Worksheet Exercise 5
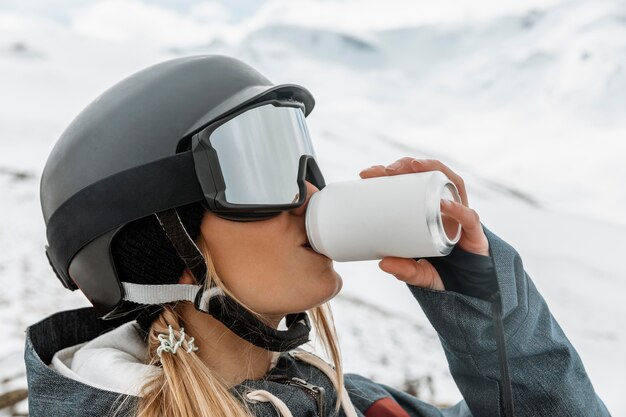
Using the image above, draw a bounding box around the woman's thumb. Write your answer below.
[379,257,445,291]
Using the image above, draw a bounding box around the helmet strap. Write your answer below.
[155,208,207,283]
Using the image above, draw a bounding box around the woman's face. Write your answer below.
[192,180,343,318]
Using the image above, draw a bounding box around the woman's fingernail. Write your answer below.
[411,160,428,169]
[441,199,453,208]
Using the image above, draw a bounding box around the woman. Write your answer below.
[25,55,610,417]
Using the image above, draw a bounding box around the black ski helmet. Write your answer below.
[41,55,316,320]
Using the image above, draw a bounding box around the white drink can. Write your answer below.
[305,171,462,262]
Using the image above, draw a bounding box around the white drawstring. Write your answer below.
[246,390,294,417]
[245,349,358,417]
[289,349,359,417]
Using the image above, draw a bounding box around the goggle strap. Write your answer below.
[47,151,203,283]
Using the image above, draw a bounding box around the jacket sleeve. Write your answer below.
[387,222,611,416]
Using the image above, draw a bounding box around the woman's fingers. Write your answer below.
[410,159,468,207]
[440,199,480,233]
[358,165,387,179]
[440,199,490,256]
[359,157,469,206]
[378,256,445,291]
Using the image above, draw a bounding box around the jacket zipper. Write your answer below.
[490,291,515,417]
[266,374,326,417]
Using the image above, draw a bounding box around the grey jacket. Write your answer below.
[24,224,611,416]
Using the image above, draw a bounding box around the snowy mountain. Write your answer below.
[1,0,625,415]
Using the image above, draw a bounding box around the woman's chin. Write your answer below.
[291,275,343,313]
[317,271,343,304]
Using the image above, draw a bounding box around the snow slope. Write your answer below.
[1,0,624,415]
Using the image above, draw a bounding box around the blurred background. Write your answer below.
[1,0,624,415]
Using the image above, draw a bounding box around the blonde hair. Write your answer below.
[112,233,344,417]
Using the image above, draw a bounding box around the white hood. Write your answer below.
[48,320,283,397]
[49,320,161,396]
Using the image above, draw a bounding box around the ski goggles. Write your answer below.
[191,98,326,221]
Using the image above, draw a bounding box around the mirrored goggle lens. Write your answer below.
[209,103,317,205]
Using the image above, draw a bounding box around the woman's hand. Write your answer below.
[358,157,490,291]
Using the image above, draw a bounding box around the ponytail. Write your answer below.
[134,305,256,417]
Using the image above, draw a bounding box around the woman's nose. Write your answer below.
[290,181,320,217]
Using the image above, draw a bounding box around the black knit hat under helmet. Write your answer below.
[111,202,206,331]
